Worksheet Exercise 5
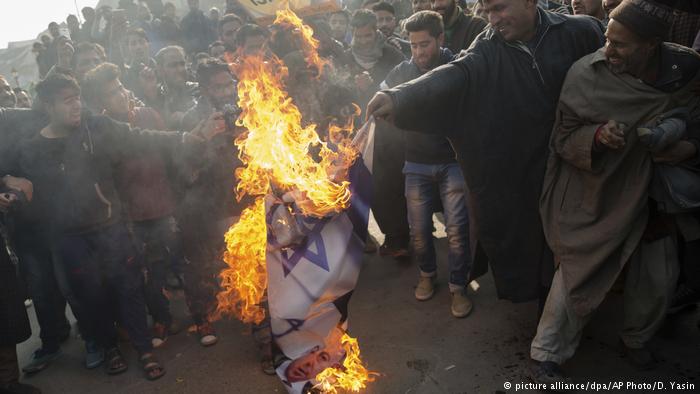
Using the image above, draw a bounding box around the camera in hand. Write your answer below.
[221,104,242,132]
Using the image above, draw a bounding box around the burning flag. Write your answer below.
[215,8,378,393]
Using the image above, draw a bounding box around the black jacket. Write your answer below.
[0,230,31,346]
[10,113,189,235]
[0,111,36,345]
[384,48,457,164]
[180,99,249,223]
[180,9,215,55]
[342,43,406,113]
[385,9,605,302]
[444,11,488,53]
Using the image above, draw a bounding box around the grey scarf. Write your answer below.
[351,31,385,70]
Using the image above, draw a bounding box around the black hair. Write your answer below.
[126,27,149,42]
[234,24,269,48]
[196,58,232,88]
[155,45,185,65]
[71,42,107,69]
[372,2,395,15]
[219,13,243,34]
[35,73,80,104]
[81,62,120,107]
[350,9,377,29]
[404,10,444,38]
[329,9,350,22]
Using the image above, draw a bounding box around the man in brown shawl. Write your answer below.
[530,0,700,383]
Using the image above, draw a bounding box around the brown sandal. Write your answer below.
[105,348,127,375]
[139,353,166,381]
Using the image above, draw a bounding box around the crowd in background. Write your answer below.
[1,0,700,393]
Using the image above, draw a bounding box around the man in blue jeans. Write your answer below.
[382,10,472,318]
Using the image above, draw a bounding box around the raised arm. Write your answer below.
[96,112,224,163]
[368,49,484,135]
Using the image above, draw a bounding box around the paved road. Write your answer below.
[16,219,700,393]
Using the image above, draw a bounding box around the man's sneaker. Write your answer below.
[668,284,700,314]
[197,322,218,347]
[152,323,169,348]
[450,289,473,318]
[532,361,571,389]
[414,277,435,301]
[85,339,104,369]
[0,381,42,394]
[22,348,62,374]
[620,341,657,370]
[379,244,410,259]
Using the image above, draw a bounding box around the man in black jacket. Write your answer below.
[367,0,604,307]
[180,0,215,56]
[0,109,80,376]
[382,11,473,318]
[0,177,41,394]
[179,59,247,348]
[431,0,488,52]
[344,9,409,257]
[4,73,223,381]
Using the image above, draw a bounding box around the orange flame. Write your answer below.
[215,7,376,391]
[213,199,267,324]
[314,333,379,393]
[272,8,326,74]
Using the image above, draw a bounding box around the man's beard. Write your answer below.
[607,61,627,74]
[607,50,650,76]
[416,53,439,72]
[435,2,456,18]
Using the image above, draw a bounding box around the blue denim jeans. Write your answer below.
[404,162,471,289]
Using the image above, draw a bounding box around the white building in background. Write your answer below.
[0,0,229,90]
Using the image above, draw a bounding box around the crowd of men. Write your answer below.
[1,0,700,393]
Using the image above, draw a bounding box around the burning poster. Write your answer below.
[267,120,375,393]
[214,9,377,393]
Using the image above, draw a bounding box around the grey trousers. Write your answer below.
[531,235,679,364]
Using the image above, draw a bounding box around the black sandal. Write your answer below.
[139,353,166,381]
[105,348,128,375]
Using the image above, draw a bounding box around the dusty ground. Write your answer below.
[16,217,700,393]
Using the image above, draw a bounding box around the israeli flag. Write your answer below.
[265,119,375,393]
